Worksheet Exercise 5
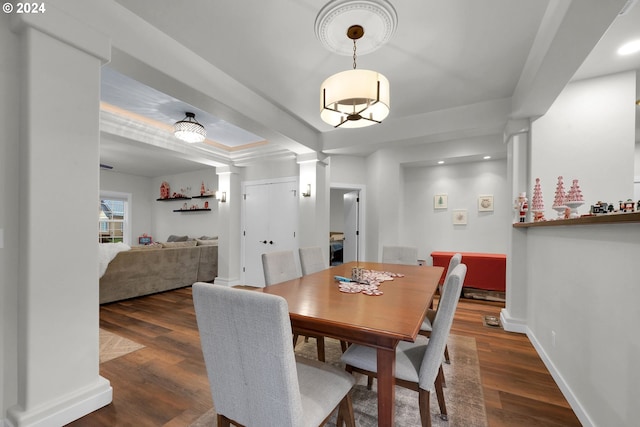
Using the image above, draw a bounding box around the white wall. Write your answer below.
[524,225,640,427]
[100,169,153,245]
[531,71,636,216]
[403,159,510,261]
[241,158,298,182]
[512,71,638,426]
[1,12,20,424]
[329,155,367,185]
[152,168,218,242]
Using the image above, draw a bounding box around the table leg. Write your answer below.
[376,347,396,426]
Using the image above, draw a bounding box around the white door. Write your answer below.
[243,180,298,286]
[343,191,360,263]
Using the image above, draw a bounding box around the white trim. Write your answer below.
[527,331,595,427]
[499,308,528,334]
[213,277,241,287]
[6,377,111,427]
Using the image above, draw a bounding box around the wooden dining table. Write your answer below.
[261,261,444,427]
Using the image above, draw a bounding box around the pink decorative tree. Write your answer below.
[565,178,584,218]
[531,178,545,222]
[552,176,567,219]
[566,179,584,202]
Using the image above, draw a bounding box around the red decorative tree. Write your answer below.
[566,179,584,202]
[552,176,566,208]
[531,178,545,222]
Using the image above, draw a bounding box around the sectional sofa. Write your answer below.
[99,241,218,304]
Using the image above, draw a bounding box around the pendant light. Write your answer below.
[174,112,206,143]
[320,25,390,128]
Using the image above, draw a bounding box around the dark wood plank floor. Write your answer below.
[68,287,581,427]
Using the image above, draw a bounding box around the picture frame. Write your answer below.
[434,194,448,209]
[452,209,468,225]
[478,195,494,212]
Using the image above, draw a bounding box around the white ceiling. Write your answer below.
[99,0,640,177]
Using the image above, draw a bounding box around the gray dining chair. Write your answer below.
[419,252,462,364]
[340,263,467,427]
[262,250,300,286]
[193,283,356,427]
[299,246,328,275]
[298,246,349,352]
[262,250,326,362]
[381,245,418,265]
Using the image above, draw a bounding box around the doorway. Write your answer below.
[330,184,366,264]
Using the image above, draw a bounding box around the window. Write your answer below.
[99,197,127,244]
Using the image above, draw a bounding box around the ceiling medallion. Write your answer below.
[315,0,398,56]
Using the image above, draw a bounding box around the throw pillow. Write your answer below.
[167,234,189,242]
[196,239,218,246]
[198,235,218,240]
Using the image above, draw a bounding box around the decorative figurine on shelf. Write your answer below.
[204,201,209,209]
[620,199,635,212]
[590,201,610,214]
[531,178,546,222]
[200,181,206,196]
[182,202,188,210]
[565,179,584,218]
[637,200,640,212]
[160,181,170,199]
[514,192,528,223]
[552,176,567,219]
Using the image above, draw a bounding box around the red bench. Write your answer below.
[430,251,506,292]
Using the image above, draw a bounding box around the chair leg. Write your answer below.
[316,336,326,362]
[217,414,232,427]
[293,334,301,348]
[340,340,349,352]
[435,365,448,420]
[366,375,374,390]
[335,393,355,427]
[418,389,431,427]
[444,343,451,364]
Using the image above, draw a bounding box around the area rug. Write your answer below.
[99,329,145,363]
[190,334,487,427]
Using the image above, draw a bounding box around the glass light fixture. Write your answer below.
[320,25,390,128]
[174,112,206,143]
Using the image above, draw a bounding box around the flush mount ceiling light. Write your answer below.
[316,0,396,128]
[174,112,206,143]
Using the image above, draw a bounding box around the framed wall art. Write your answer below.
[452,209,468,225]
[478,195,494,212]
[434,194,448,209]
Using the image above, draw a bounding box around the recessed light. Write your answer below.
[483,156,491,160]
[617,39,640,56]
[437,160,445,165]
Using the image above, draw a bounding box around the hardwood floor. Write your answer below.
[68,287,581,427]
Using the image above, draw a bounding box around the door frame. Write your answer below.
[330,183,366,262]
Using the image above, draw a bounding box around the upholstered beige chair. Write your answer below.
[381,245,418,265]
[299,246,327,275]
[340,264,467,427]
[298,246,349,352]
[193,283,355,427]
[419,252,462,364]
[262,250,326,361]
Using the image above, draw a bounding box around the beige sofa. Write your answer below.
[100,243,218,304]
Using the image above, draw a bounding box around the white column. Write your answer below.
[214,166,241,286]
[297,153,330,256]
[7,8,112,426]
[501,129,530,333]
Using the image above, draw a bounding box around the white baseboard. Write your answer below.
[213,277,242,287]
[499,308,528,334]
[6,376,112,427]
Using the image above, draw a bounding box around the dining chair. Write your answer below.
[262,250,326,362]
[381,245,418,265]
[419,252,462,364]
[262,250,300,286]
[193,283,355,427]
[340,263,467,427]
[299,246,327,275]
[298,246,349,353]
